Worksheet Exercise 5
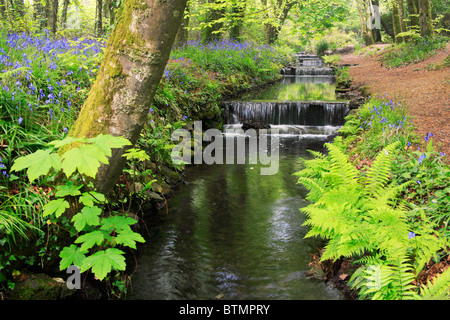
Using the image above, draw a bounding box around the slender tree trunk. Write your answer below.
[392,0,403,43]
[368,0,380,42]
[202,0,225,43]
[229,0,246,41]
[175,4,189,46]
[68,0,188,195]
[380,15,395,41]
[406,0,419,28]
[60,0,69,30]
[418,0,433,37]
[398,0,407,33]
[358,0,374,45]
[49,0,58,34]
[95,0,103,36]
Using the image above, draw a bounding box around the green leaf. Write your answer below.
[114,228,145,249]
[80,248,126,280]
[43,199,70,217]
[87,134,131,157]
[74,230,106,251]
[79,192,106,207]
[55,182,83,197]
[47,136,86,149]
[59,244,87,270]
[11,149,62,182]
[100,215,138,233]
[62,144,109,178]
[71,206,102,232]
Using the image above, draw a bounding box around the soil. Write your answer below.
[337,43,450,158]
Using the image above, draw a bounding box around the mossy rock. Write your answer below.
[9,272,74,300]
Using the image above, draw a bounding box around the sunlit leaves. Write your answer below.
[80,248,126,281]
[71,206,102,232]
[43,198,70,217]
[62,144,109,178]
[59,244,87,270]
[11,149,62,182]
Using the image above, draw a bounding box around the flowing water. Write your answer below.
[128,56,350,300]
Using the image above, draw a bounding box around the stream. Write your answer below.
[127,55,350,300]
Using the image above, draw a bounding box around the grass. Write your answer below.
[381,37,448,68]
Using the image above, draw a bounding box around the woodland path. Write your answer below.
[337,43,450,158]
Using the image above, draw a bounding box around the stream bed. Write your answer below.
[128,57,350,300]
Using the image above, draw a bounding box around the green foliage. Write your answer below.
[381,37,448,69]
[297,96,450,300]
[10,134,145,283]
[334,66,352,88]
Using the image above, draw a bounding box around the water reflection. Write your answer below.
[128,136,346,300]
[239,76,337,102]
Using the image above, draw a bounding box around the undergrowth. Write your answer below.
[296,96,450,300]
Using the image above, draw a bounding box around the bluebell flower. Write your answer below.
[18,117,23,124]
[408,232,416,239]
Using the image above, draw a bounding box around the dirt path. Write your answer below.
[337,43,450,157]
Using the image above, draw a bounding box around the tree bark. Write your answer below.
[392,0,403,43]
[406,0,419,28]
[49,0,58,34]
[418,0,433,37]
[68,0,188,195]
[229,0,246,41]
[202,0,225,43]
[175,4,189,46]
[95,0,103,36]
[60,0,70,30]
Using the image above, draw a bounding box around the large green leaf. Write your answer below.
[114,228,145,249]
[43,199,70,217]
[71,206,102,232]
[80,248,126,280]
[87,134,131,157]
[61,144,109,178]
[11,149,62,182]
[59,244,87,270]
[74,230,106,251]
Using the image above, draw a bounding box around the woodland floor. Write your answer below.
[337,43,450,158]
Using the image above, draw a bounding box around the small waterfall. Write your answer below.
[281,53,334,76]
[223,101,349,127]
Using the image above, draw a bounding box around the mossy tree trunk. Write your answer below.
[229,0,246,41]
[418,0,433,37]
[95,0,103,36]
[60,0,69,30]
[392,0,403,43]
[68,0,188,195]
[406,0,419,29]
[357,0,374,45]
[201,0,225,43]
[175,4,189,46]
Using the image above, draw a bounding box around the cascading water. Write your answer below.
[128,54,350,300]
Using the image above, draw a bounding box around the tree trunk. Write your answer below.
[68,0,187,195]
[392,0,403,43]
[201,0,225,43]
[49,0,58,34]
[418,0,433,37]
[406,0,419,28]
[357,0,373,45]
[398,0,407,33]
[380,15,395,41]
[175,4,189,46]
[95,0,103,36]
[60,0,70,30]
[229,0,246,41]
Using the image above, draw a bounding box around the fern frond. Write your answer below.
[325,143,359,186]
[417,267,450,300]
[364,142,400,198]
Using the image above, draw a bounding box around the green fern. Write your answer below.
[416,267,450,300]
